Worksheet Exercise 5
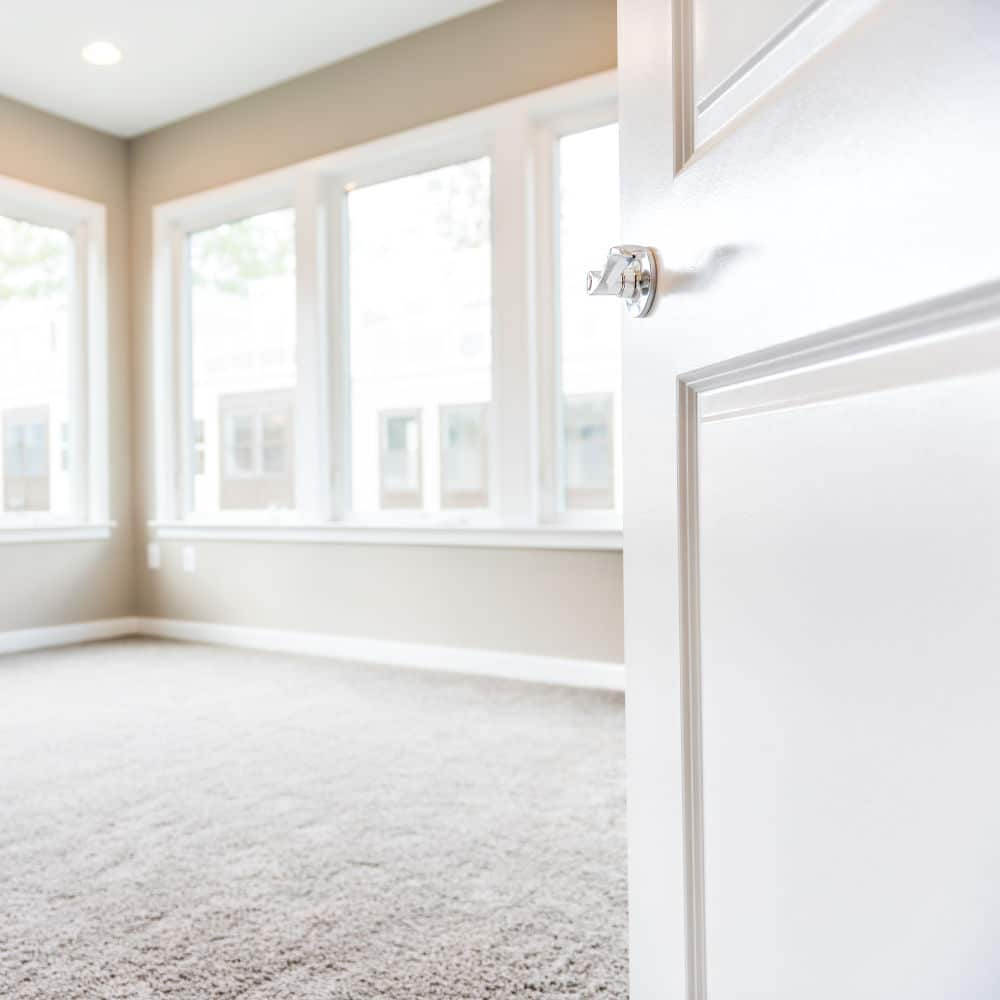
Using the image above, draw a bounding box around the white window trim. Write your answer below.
[0,174,110,538]
[148,520,622,551]
[150,70,619,550]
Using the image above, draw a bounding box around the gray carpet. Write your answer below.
[0,638,627,999]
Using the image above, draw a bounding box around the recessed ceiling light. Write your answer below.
[82,41,122,67]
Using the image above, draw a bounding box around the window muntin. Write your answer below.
[0,215,73,519]
[557,123,621,513]
[188,209,296,515]
[348,157,492,514]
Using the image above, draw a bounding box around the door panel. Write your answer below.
[618,0,1000,997]
[694,0,809,98]
[697,324,1000,999]
[685,0,879,151]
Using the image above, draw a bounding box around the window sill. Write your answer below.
[0,522,115,544]
[148,520,623,551]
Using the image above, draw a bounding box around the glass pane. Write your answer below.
[439,403,488,509]
[223,413,256,477]
[564,393,614,510]
[0,215,72,516]
[379,410,422,509]
[193,418,206,475]
[260,411,288,475]
[349,158,492,513]
[217,391,294,510]
[189,209,296,514]
[558,123,621,512]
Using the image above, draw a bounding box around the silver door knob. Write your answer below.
[586,244,656,317]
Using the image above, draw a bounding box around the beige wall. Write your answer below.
[2,0,624,662]
[0,97,133,631]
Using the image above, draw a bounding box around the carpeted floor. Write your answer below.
[0,638,627,999]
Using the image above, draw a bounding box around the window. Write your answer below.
[0,217,71,517]
[563,394,614,509]
[348,158,492,514]
[0,192,107,535]
[379,409,422,509]
[217,390,294,510]
[4,407,51,511]
[439,403,488,510]
[193,419,206,475]
[557,123,622,513]
[188,209,296,516]
[152,73,621,548]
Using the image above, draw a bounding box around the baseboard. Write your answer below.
[135,617,625,692]
[0,616,139,656]
[0,614,625,691]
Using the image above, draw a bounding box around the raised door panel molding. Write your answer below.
[675,281,1000,998]
[677,0,883,162]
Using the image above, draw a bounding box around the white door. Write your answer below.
[615,2,1000,998]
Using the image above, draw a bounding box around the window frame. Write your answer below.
[0,174,110,542]
[536,105,622,528]
[343,148,495,524]
[150,71,621,551]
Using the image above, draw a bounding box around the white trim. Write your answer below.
[688,0,880,154]
[294,174,332,519]
[492,112,539,523]
[151,71,618,536]
[535,103,621,524]
[137,616,625,691]
[0,174,109,530]
[0,616,137,656]
[148,519,622,550]
[83,210,110,523]
[0,613,624,690]
[0,522,115,543]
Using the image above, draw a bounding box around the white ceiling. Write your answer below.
[0,1,500,138]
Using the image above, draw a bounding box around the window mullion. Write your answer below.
[294,175,332,521]
[327,183,350,520]
[152,220,183,522]
[84,213,110,524]
[68,222,91,521]
[532,127,561,525]
[491,115,539,525]
[173,225,194,519]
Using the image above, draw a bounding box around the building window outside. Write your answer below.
[218,389,295,510]
[378,409,422,510]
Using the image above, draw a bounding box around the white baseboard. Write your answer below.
[0,616,139,656]
[135,617,625,692]
[0,614,624,691]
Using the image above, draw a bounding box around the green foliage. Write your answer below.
[190,211,294,296]
[0,216,70,303]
